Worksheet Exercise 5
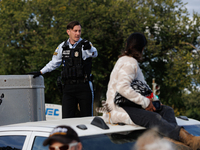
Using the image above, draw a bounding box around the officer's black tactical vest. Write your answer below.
[61,39,92,81]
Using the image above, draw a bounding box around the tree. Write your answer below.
[138,0,200,110]
[0,0,30,74]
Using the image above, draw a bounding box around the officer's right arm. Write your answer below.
[40,42,64,74]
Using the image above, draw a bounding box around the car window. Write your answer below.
[0,135,26,150]
[32,136,48,150]
[81,130,145,150]
[183,125,200,136]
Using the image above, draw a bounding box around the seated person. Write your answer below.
[96,32,200,150]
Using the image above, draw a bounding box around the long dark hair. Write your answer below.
[119,32,147,62]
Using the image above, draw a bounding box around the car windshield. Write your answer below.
[183,124,200,136]
[33,130,145,150]
[80,125,200,150]
[0,135,26,150]
[16,124,200,150]
[81,130,145,150]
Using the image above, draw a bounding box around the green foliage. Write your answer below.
[138,0,200,110]
[0,0,30,74]
[0,0,200,118]
[181,90,200,120]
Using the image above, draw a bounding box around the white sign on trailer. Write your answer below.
[45,103,62,120]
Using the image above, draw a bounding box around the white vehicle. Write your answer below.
[1,76,200,149]
[0,115,200,150]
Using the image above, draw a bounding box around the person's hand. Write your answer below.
[83,40,91,50]
[27,71,42,78]
[145,99,156,112]
[96,100,112,113]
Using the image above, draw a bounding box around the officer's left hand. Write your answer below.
[83,40,91,50]
[27,71,42,78]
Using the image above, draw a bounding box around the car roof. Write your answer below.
[0,116,145,137]
[0,116,199,137]
[176,117,200,126]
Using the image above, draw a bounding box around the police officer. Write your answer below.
[30,21,98,118]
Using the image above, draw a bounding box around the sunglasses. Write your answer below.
[49,142,78,150]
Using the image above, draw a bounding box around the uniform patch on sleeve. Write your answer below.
[53,52,58,55]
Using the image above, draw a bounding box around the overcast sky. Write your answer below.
[181,0,200,48]
[181,0,200,18]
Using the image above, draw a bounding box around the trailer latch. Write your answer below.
[0,93,4,105]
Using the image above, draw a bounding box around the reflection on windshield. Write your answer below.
[0,135,26,150]
[183,125,200,136]
[80,130,146,150]
[81,125,200,150]
[32,136,48,150]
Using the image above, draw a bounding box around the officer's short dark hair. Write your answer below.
[67,21,81,30]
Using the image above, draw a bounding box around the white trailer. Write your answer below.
[0,75,46,126]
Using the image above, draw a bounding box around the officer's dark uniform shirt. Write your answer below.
[41,38,98,74]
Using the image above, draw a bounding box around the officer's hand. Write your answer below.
[83,40,91,50]
[145,99,156,112]
[27,71,42,78]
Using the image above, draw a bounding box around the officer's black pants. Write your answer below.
[62,82,93,118]
[122,105,181,141]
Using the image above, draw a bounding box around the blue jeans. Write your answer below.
[122,105,181,141]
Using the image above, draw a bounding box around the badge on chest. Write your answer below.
[74,51,79,57]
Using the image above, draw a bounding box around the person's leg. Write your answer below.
[157,105,178,127]
[76,82,93,117]
[122,106,181,141]
[62,85,77,118]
